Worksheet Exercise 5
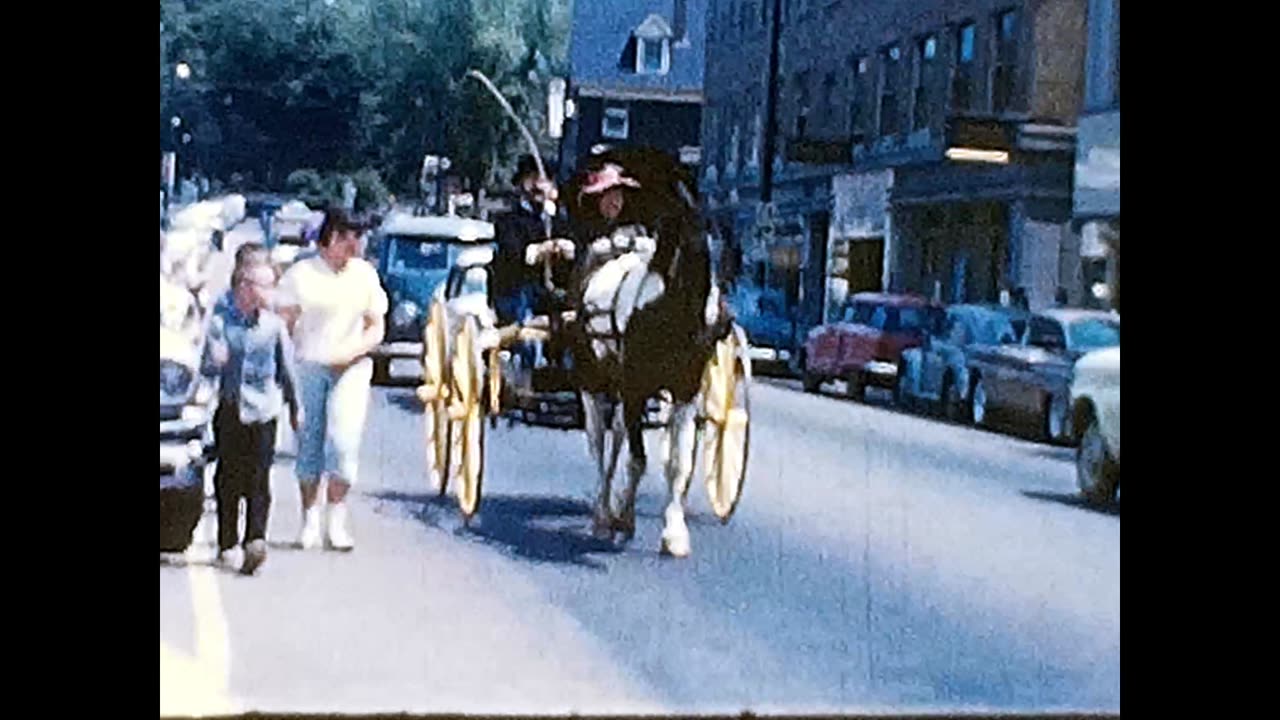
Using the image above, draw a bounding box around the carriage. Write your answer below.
[414,148,751,556]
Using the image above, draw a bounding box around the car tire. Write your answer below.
[970,376,989,428]
[800,356,822,394]
[894,368,913,411]
[1076,413,1119,506]
[938,373,954,421]
[372,357,391,386]
[1044,393,1072,445]
[846,372,865,402]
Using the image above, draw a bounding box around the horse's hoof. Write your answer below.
[659,534,691,558]
[591,520,614,542]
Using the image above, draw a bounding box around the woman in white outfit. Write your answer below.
[275,207,387,551]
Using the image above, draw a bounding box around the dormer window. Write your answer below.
[633,14,673,75]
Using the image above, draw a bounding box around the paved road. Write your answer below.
[161,368,1119,715]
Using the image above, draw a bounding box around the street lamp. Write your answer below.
[175,62,191,80]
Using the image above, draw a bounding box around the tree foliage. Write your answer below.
[160,0,572,195]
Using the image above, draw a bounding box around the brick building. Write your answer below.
[702,0,1090,336]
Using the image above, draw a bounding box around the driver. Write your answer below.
[492,155,572,327]
[492,155,572,367]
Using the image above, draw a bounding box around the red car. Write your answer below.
[801,293,943,401]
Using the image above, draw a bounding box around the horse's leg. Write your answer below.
[601,397,627,539]
[615,396,647,541]
[660,400,699,558]
[581,391,614,540]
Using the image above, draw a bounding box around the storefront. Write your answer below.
[889,119,1079,311]
[1074,109,1120,311]
[829,170,893,321]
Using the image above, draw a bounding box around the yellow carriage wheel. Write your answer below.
[449,316,486,522]
[487,343,502,418]
[700,323,751,523]
[419,301,451,497]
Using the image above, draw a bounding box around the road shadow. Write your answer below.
[368,490,622,570]
[1021,489,1120,517]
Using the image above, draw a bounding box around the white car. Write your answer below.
[1070,346,1120,505]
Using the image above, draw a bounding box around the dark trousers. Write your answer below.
[213,402,277,552]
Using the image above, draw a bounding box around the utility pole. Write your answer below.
[760,0,784,203]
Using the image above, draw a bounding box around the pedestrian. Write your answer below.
[273,207,386,551]
[202,262,301,575]
[213,243,272,316]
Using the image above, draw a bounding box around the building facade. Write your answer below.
[702,0,1090,336]
[1074,0,1119,311]
[561,0,707,179]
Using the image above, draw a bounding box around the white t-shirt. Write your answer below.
[277,256,388,365]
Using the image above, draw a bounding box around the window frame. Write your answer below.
[913,33,938,131]
[602,106,630,140]
[878,43,903,138]
[990,7,1021,114]
[951,21,977,112]
[636,36,671,75]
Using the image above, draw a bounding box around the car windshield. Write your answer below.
[461,267,487,295]
[387,236,449,272]
[896,307,931,332]
[973,314,1018,344]
[843,301,877,325]
[1068,318,1121,351]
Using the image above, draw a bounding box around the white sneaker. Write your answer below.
[297,506,323,550]
[327,503,355,551]
[216,547,243,572]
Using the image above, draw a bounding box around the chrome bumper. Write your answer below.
[374,341,424,359]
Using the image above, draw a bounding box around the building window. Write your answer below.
[952,22,976,112]
[879,44,902,137]
[848,55,869,140]
[991,8,1020,113]
[636,37,669,74]
[602,107,629,140]
[913,35,938,131]
[794,71,812,138]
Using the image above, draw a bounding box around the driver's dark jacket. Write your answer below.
[492,199,573,309]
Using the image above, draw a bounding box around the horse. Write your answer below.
[563,148,728,558]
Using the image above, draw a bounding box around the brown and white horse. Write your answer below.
[565,149,726,558]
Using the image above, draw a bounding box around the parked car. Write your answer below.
[160,274,217,552]
[1071,346,1120,505]
[800,292,943,400]
[896,303,1028,420]
[725,285,797,376]
[966,309,1120,444]
[367,212,496,384]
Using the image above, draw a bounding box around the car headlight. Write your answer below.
[391,301,421,329]
[160,360,194,403]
